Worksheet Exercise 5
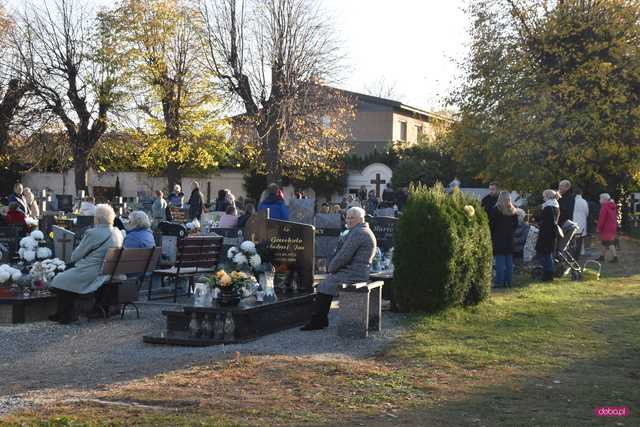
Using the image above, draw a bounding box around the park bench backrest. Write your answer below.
[101,247,162,277]
[176,235,223,270]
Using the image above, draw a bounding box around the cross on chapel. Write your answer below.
[370,173,386,198]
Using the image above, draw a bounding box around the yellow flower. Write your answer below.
[464,205,475,218]
[220,273,232,287]
[216,270,226,279]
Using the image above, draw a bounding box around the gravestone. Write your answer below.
[55,195,73,212]
[367,216,398,253]
[314,213,343,272]
[288,199,315,225]
[52,225,75,263]
[0,226,21,262]
[244,211,315,291]
[375,207,396,217]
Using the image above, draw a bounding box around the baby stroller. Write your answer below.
[532,220,600,281]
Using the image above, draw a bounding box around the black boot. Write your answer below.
[541,271,554,282]
[301,293,333,331]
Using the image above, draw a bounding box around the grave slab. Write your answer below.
[0,291,57,324]
[143,291,315,346]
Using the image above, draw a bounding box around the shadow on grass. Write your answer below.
[343,284,640,426]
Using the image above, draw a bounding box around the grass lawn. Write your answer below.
[3,239,640,426]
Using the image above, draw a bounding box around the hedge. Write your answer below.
[392,183,492,313]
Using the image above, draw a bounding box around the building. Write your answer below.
[336,88,453,157]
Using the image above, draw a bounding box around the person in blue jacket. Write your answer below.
[124,211,155,248]
[258,183,289,220]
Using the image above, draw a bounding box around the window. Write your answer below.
[321,115,331,129]
[399,121,407,141]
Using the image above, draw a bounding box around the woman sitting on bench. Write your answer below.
[49,204,124,324]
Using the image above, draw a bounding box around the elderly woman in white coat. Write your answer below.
[49,204,124,324]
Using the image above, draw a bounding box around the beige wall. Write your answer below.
[392,112,439,144]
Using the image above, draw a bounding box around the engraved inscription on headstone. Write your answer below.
[367,216,398,253]
[265,220,315,291]
[314,213,343,262]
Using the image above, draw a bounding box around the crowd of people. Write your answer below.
[483,179,619,286]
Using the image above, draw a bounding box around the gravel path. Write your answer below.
[0,300,407,414]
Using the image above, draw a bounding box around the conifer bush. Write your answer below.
[393,184,492,312]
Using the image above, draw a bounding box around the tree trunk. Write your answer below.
[166,162,180,193]
[262,124,282,185]
[73,144,90,194]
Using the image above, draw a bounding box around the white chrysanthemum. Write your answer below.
[191,218,201,228]
[30,230,45,240]
[22,250,36,262]
[0,271,10,283]
[10,269,21,281]
[233,253,248,265]
[240,241,256,254]
[249,254,262,269]
[20,236,37,249]
[227,247,239,259]
[37,247,52,259]
[18,248,25,259]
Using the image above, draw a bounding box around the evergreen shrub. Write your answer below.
[393,183,492,312]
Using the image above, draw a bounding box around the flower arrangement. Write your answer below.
[210,270,253,291]
[226,240,265,274]
[29,258,66,282]
[0,264,22,285]
[19,230,52,263]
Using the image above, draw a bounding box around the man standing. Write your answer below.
[8,183,29,216]
[558,179,575,226]
[301,207,377,331]
[572,188,589,257]
[481,182,499,217]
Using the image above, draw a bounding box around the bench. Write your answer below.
[95,246,162,319]
[151,235,223,302]
[338,281,384,338]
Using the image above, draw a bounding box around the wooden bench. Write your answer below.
[96,246,162,319]
[151,235,223,302]
[338,281,384,338]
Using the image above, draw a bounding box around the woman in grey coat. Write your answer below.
[301,207,377,331]
[49,204,124,324]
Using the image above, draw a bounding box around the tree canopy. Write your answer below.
[451,0,640,197]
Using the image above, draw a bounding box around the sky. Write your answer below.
[323,0,470,111]
[6,0,471,112]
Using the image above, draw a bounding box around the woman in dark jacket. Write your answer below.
[536,189,560,282]
[188,181,204,221]
[513,208,530,260]
[214,189,229,212]
[490,191,518,287]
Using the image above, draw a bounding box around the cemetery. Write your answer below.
[1,0,640,425]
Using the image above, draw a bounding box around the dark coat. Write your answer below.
[490,209,518,255]
[558,190,575,226]
[481,194,498,217]
[513,219,530,256]
[188,189,203,220]
[536,205,560,254]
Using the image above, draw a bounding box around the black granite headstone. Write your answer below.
[244,210,314,291]
[55,195,74,212]
[288,199,315,225]
[314,213,343,269]
[367,216,398,253]
[0,226,21,262]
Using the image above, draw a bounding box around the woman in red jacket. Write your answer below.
[597,193,618,263]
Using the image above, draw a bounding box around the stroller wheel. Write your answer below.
[571,270,581,281]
